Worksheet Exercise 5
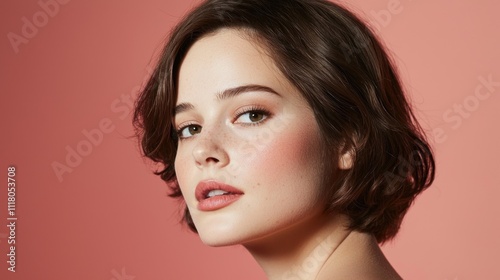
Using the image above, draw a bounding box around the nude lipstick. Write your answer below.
[195,181,244,211]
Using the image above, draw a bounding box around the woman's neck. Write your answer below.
[242,213,352,280]
[242,213,401,280]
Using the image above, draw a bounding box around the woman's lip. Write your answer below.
[195,181,244,211]
[195,180,244,201]
[197,194,243,211]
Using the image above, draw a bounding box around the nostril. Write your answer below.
[206,157,219,163]
[192,139,229,167]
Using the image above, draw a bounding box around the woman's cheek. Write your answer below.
[241,120,322,181]
[174,149,194,197]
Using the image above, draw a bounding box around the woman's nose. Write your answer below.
[192,132,230,168]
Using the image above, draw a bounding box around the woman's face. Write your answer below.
[174,28,328,246]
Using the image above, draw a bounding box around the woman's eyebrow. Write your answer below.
[174,103,195,115]
[216,84,280,100]
[174,84,280,115]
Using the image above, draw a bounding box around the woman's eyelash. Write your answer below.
[176,122,192,134]
[234,106,271,117]
[176,122,198,139]
[233,106,272,125]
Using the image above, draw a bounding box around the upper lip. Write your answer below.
[195,180,244,202]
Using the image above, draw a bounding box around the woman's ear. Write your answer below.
[338,150,354,170]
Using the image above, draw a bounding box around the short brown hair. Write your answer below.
[133,0,435,243]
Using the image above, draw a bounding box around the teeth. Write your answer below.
[206,190,229,198]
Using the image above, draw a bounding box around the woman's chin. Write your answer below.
[198,232,244,247]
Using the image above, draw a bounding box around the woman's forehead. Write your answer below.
[176,28,298,104]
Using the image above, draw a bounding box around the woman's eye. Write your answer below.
[235,110,268,124]
[178,124,202,139]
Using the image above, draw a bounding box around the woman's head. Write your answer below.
[133,0,435,244]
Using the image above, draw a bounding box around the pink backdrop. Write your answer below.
[1,0,499,279]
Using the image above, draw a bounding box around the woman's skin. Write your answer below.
[174,28,402,280]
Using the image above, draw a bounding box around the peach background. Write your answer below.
[0,0,499,279]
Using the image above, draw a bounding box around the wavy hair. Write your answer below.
[133,0,435,243]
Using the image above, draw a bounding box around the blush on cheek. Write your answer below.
[250,121,323,180]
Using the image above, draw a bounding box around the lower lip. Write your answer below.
[197,194,243,211]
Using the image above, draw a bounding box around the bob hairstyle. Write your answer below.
[133,0,435,244]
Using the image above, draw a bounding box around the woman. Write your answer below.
[133,0,435,279]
